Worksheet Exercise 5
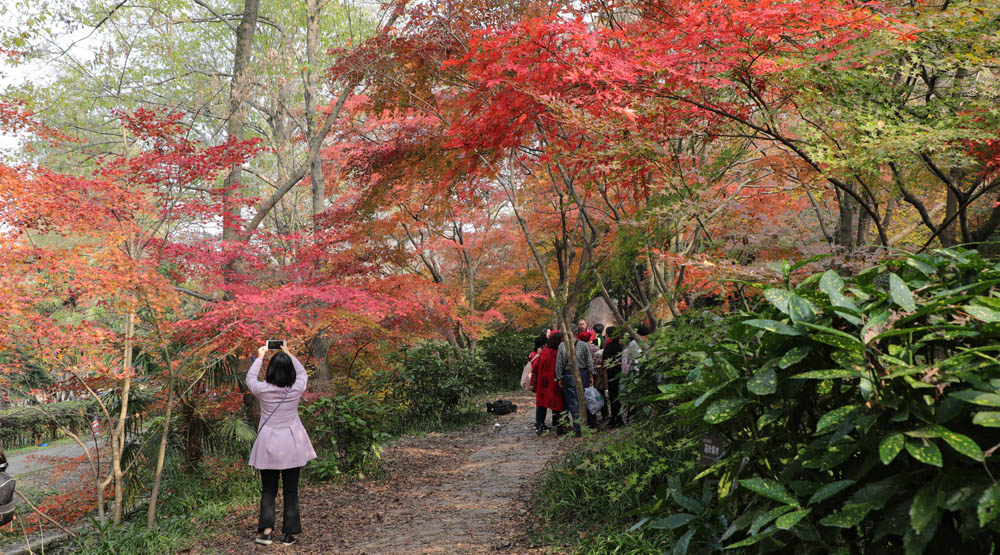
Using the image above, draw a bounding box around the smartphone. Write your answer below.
[266,339,286,350]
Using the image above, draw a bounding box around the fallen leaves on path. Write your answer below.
[189,391,572,555]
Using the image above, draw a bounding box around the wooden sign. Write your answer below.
[700,434,724,466]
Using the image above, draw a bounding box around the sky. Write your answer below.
[0,0,99,158]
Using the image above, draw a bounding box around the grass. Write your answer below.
[3,436,78,457]
[51,456,258,555]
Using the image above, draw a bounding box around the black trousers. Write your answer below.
[535,407,563,430]
[607,372,622,426]
[258,467,301,535]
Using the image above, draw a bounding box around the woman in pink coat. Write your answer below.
[246,343,317,546]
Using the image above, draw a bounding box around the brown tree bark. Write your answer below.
[305,0,329,224]
[111,310,135,524]
[308,333,333,389]
[222,0,260,243]
[147,338,175,526]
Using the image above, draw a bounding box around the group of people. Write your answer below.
[242,324,651,546]
[527,319,650,437]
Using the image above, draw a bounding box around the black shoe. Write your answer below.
[282,535,297,546]
[255,532,273,545]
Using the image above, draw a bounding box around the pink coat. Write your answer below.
[246,354,317,470]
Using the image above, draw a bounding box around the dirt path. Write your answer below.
[193,390,572,555]
[5,436,102,479]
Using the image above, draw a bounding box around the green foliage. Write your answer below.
[534,424,694,548]
[0,400,95,449]
[614,248,1000,552]
[61,516,195,554]
[619,310,731,421]
[478,330,536,390]
[57,454,257,554]
[388,342,486,425]
[300,393,392,481]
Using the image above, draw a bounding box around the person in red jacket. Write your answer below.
[531,331,566,435]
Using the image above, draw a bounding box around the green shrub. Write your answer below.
[0,400,96,449]
[626,249,1000,553]
[479,330,536,390]
[620,310,731,421]
[535,425,692,539]
[56,454,257,554]
[389,342,485,425]
[300,393,393,480]
[59,516,192,554]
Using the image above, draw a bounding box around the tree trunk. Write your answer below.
[855,196,872,249]
[558,317,588,431]
[112,310,135,524]
[221,354,255,431]
[182,401,205,470]
[147,350,175,527]
[835,182,857,249]
[940,187,959,247]
[308,333,332,389]
[222,0,260,242]
[305,0,326,224]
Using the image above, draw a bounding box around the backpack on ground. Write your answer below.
[486,399,518,415]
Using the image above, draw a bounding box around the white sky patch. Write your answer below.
[1,1,101,160]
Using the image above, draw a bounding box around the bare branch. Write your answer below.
[192,0,239,32]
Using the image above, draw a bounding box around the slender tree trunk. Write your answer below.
[147,346,176,526]
[835,182,857,249]
[855,194,872,249]
[558,317,588,430]
[182,401,205,469]
[112,310,135,524]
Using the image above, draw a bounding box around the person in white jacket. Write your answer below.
[622,324,650,375]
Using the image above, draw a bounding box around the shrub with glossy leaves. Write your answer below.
[631,248,1000,553]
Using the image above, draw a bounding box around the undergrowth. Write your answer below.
[48,454,257,554]
[532,424,688,553]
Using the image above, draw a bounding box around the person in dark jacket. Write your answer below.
[602,327,625,427]
[592,323,605,348]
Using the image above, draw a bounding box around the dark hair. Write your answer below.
[593,323,604,335]
[605,326,619,340]
[265,352,296,388]
[534,334,547,350]
[546,331,563,349]
[637,324,652,336]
